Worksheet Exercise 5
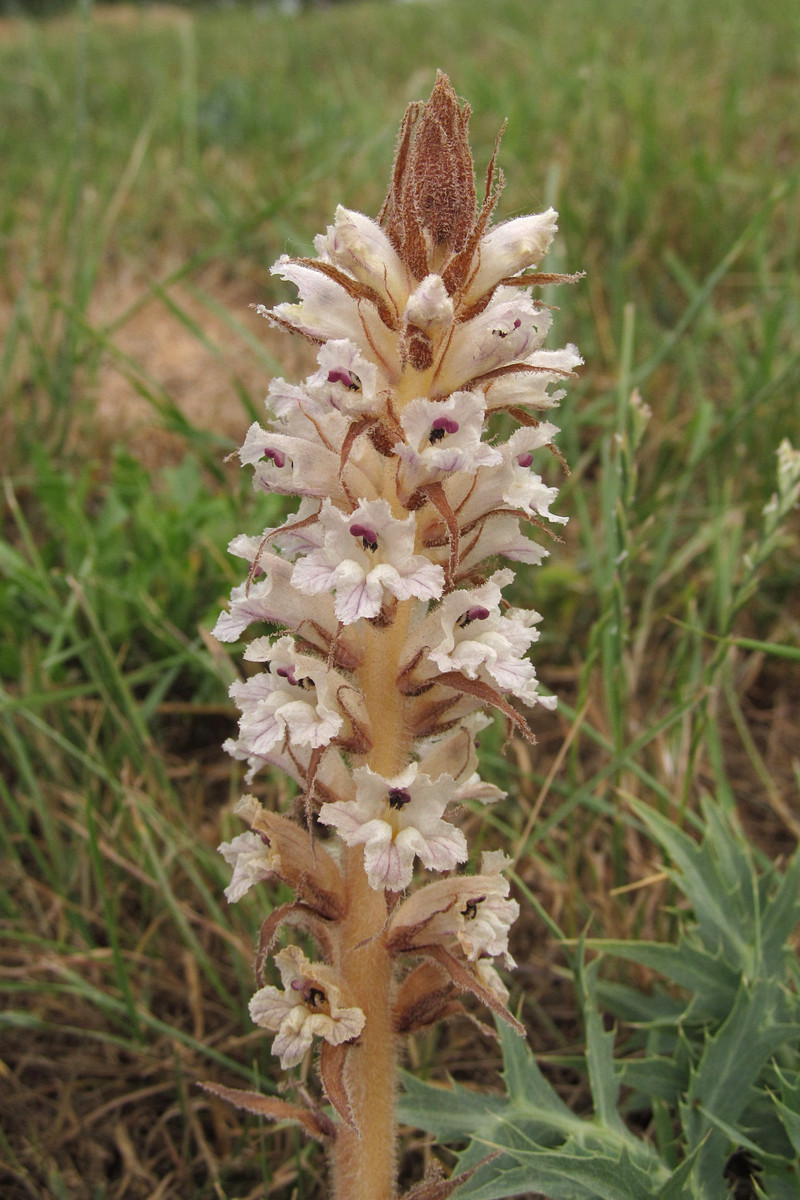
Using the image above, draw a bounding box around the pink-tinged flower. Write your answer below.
[421,570,555,708]
[290,498,444,624]
[226,635,344,763]
[250,945,365,1069]
[314,205,408,315]
[212,577,275,643]
[263,376,312,419]
[318,763,468,891]
[481,344,584,414]
[306,339,382,416]
[458,513,549,575]
[238,420,341,499]
[387,850,519,968]
[211,545,345,652]
[436,290,552,395]
[218,830,276,902]
[264,258,397,370]
[465,209,558,302]
[393,391,501,483]
[500,427,568,525]
[403,274,454,333]
[417,723,506,806]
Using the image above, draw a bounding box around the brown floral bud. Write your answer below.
[381,72,476,280]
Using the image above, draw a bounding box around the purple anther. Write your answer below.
[350,523,379,551]
[264,447,287,468]
[276,664,300,686]
[513,318,522,329]
[516,452,535,468]
[388,788,411,810]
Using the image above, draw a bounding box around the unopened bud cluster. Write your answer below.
[210,74,580,1192]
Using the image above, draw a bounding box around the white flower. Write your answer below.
[481,344,583,414]
[250,945,365,1069]
[306,338,382,416]
[290,498,444,623]
[500,426,568,525]
[426,571,552,705]
[387,849,519,968]
[404,274,454,333]
[393,391,502,482]
[218,830,276,902]
[417,725,506,806]
[227,635,344,759]
[318,762,468,891]
[458,513,549,575]
[466,209,558,301]
[265,258,397,369]
[437,289,552,394]
[314,205,407,313]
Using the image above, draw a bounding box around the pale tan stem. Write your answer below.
[330,612,415,1200]
[330,845,396,1200]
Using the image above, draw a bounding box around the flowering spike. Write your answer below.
[214,73,582,1200]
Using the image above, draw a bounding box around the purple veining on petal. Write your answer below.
[350,523,379,551]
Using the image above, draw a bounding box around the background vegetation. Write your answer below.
[1,0,798,1196]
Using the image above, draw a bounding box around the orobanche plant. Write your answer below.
[206,73,581,1200]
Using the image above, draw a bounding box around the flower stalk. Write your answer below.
[207,72,581,1200]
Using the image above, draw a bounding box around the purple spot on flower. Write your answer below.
[328,368,362,392]
[513,318,522,329]
[259,832,271,846]
[388,788,411,810]
[276,664,299,686]
[350,523,379,552]
[264,448,287,468]
[516,452,534,468]
[456,606,491,629]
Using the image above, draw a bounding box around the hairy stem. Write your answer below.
[330,845,396,1200]
[330,615,413,1199]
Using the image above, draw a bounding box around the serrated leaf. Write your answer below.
[497,1019,574,1120]
[451,1141,668,1200]
[759,846,800,975]
[626,798,755,971]
[680,977,800,1192]
[590,938,739,1021]
[652,1144,702,1200]
[578,954,626,1135]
